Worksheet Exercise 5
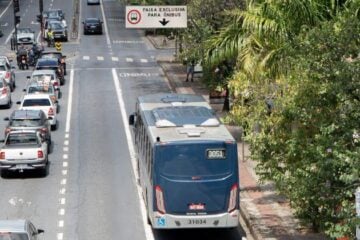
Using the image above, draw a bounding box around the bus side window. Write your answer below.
[146,139,151,174]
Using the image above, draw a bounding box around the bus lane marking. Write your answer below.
[112,68,154,240]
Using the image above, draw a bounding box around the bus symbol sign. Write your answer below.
[127,9,141,25]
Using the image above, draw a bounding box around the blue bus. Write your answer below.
[129,93,239,229]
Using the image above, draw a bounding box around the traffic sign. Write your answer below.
[125,6,187,29]
[55,42,62,51]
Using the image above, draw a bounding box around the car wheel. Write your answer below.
[51,121,58,131]
[0,170,8,178]
[6,98,11,109]
[39,161,49,177]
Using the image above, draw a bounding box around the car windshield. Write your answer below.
[49,22,63,30]
[0,82,4,88]
[0,232,28,240]
[86,19,100,24]
[28,85,54,94]
[41,54,61,59]
[48,12,60,18]
[11,119,42,127]
[6,133,39,145]
[22,99,51,107]
[32,74,55,82]
[18,29,32,34]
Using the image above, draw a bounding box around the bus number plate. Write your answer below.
[207,149,226,159]
[188,219,206,225]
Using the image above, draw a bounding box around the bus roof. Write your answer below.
[137,93,235,143]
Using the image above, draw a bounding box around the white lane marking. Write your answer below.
[99,0,110,45]
[57,233,63,240]
[126,58,133,62]
[60,198,66,205]
[63,162,68,167]
[97,56,104,61]
[0,23,8,27]
[61,179,67,185]
[64,140,69,145]
[65,133,69,138]
[65,69,73,134]
[62,170,67,175]
[58,220,64,227]
[65,69,74,133]
[0,1,12,18]
[59,209,65,215]
[63,147,69,151]
[140,59,148,63]
[5,29,15,44]
[111,57,119,62]
[36,32,42,43]
[83,56,90,60]
[63,154,68,159]
[59,188,66,194]
[112,68,154,240]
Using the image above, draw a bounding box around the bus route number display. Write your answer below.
[206,149,226,159]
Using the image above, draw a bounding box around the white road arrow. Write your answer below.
[1,22,8,27]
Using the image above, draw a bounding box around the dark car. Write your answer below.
[47,20,68,41]
[43,9,65,21]
[83,18,103,35]
[39,51,67,75]
[87,0,100,5]
[4,109,52,146]
[35,58,65,85]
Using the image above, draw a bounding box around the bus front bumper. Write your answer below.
[152,210,239,229]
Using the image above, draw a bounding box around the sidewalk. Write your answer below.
[148,35,328,240]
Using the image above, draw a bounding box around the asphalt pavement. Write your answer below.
[148,35,329,240]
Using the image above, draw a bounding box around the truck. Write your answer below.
[0,130,49,177]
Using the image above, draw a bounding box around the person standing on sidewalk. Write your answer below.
[186,60,195,82]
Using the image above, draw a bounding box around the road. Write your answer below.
[0,0,252,239]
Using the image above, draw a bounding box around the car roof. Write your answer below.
[32,69,56,75]
[0,219,27,232]
[85,18,101,21]
[23,94,52,100]
[11,109,44,119]
[41,51,62,55]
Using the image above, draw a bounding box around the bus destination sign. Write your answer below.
[125,6,187,29]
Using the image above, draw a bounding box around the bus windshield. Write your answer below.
[157,143,233,178]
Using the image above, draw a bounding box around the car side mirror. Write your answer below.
[3,117,9,121]
[82,21,84,24]
[23,89,26,92]
[129,114,135,125]
[37,229,45,234]
[16,101,21,105]
[27,76,30,79]
[0,139,4,143]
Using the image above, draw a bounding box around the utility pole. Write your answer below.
[38,0,44,42]
[13,0,20,51]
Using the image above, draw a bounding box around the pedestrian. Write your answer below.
[186,60,195,82]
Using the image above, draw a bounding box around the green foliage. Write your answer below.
[248,11,360,237]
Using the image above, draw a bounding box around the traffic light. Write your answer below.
[13,0,19,13]
[15,15,20,24]
[36,14,42,23]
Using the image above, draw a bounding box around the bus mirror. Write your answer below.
[129,114,135,125]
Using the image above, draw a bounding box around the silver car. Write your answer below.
[0,78,11,108]
[16,28,36,45]
[0,219,44,239]
[23,80,59,111]
[0,58,15,91]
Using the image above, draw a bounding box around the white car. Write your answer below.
[0,130,49,177]
[0,78,11,108]
[17,94,58,130]
[30,69,61,90]
[0,58,16,91]
[16,28,36,45]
